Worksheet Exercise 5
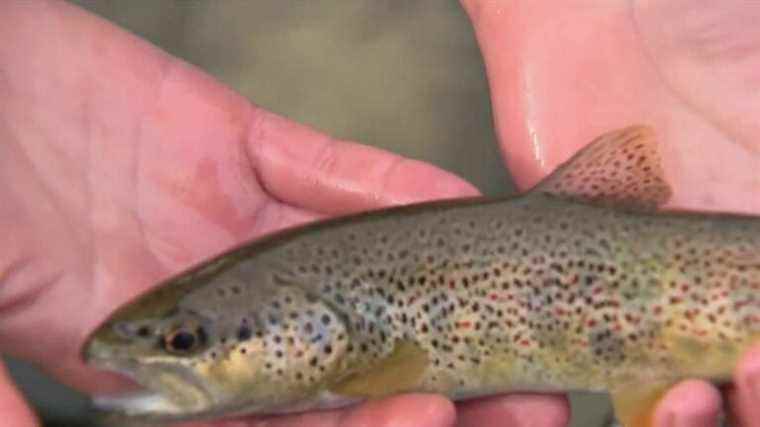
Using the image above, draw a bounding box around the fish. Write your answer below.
[82,125,760,427]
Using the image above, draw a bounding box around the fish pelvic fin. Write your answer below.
[328,340,429,398]
[610,382,672,427]
[531,125,672,210]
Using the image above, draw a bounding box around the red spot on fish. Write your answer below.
[449,281,456,289]
[587,319,597,327]
[456,321,471,329]
[490,294,499,301]
[520,340,531,347]
[734,296,756,310]
[653,306,663,315]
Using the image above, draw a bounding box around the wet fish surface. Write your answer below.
[83,126,760,427]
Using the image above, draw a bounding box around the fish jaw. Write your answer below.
[85,340,215,418]
[87,351,363,421]
[92,390,182,417]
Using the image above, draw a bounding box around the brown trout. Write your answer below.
[82,126,760,427]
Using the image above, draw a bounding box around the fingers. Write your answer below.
[0,360,39,427]
[246,108,479,216]
[652,380,722,427]
[169,394,571,427]
[192,394,455,427]
[727,345,760,426]
[332,394,455,427]
[647,349,760,427]
[456,394,569,427]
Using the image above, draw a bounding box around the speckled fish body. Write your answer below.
[83,126,760,427]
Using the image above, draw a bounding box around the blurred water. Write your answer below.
[7,1,614,425]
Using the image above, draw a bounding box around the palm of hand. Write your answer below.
[1,4,478,427]
[0,52,561,427]
[2,56,319,393]
[470,0,760,212]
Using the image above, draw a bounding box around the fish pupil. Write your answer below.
[167,330,197,352]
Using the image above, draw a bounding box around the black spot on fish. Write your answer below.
[238,326,252,341]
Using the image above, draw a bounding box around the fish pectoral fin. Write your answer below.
[531,125,672,210]
[610,382,672,427]
[328,340,429,398]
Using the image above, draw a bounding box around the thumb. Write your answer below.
[0,360,39,427]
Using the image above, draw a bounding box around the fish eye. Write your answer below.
[164,327,204,354]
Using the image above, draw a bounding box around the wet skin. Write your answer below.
[2,1,760,427]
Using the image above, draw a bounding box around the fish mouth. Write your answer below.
[85,351,214,420]
[85,356,188,417]
[92,389,183,416]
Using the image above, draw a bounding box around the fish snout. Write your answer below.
[82,335,110,364]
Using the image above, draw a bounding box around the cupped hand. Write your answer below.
[463,0,760,425]
[0,1,568,427]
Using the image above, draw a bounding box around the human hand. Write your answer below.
[0,1,569,427]
[462,0,760,425]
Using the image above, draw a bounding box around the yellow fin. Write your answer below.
[610,383,671,427]
[329,340,428,398]
[533,125,672,210]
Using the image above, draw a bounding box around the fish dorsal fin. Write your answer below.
[328,340,429,398]
[532,125,672,210]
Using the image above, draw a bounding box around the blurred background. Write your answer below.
[5,1,614,425]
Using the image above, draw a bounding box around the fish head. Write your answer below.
[82,287,228,419]
[82,270,353,421]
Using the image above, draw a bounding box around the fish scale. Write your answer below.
[83,126,760,427]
